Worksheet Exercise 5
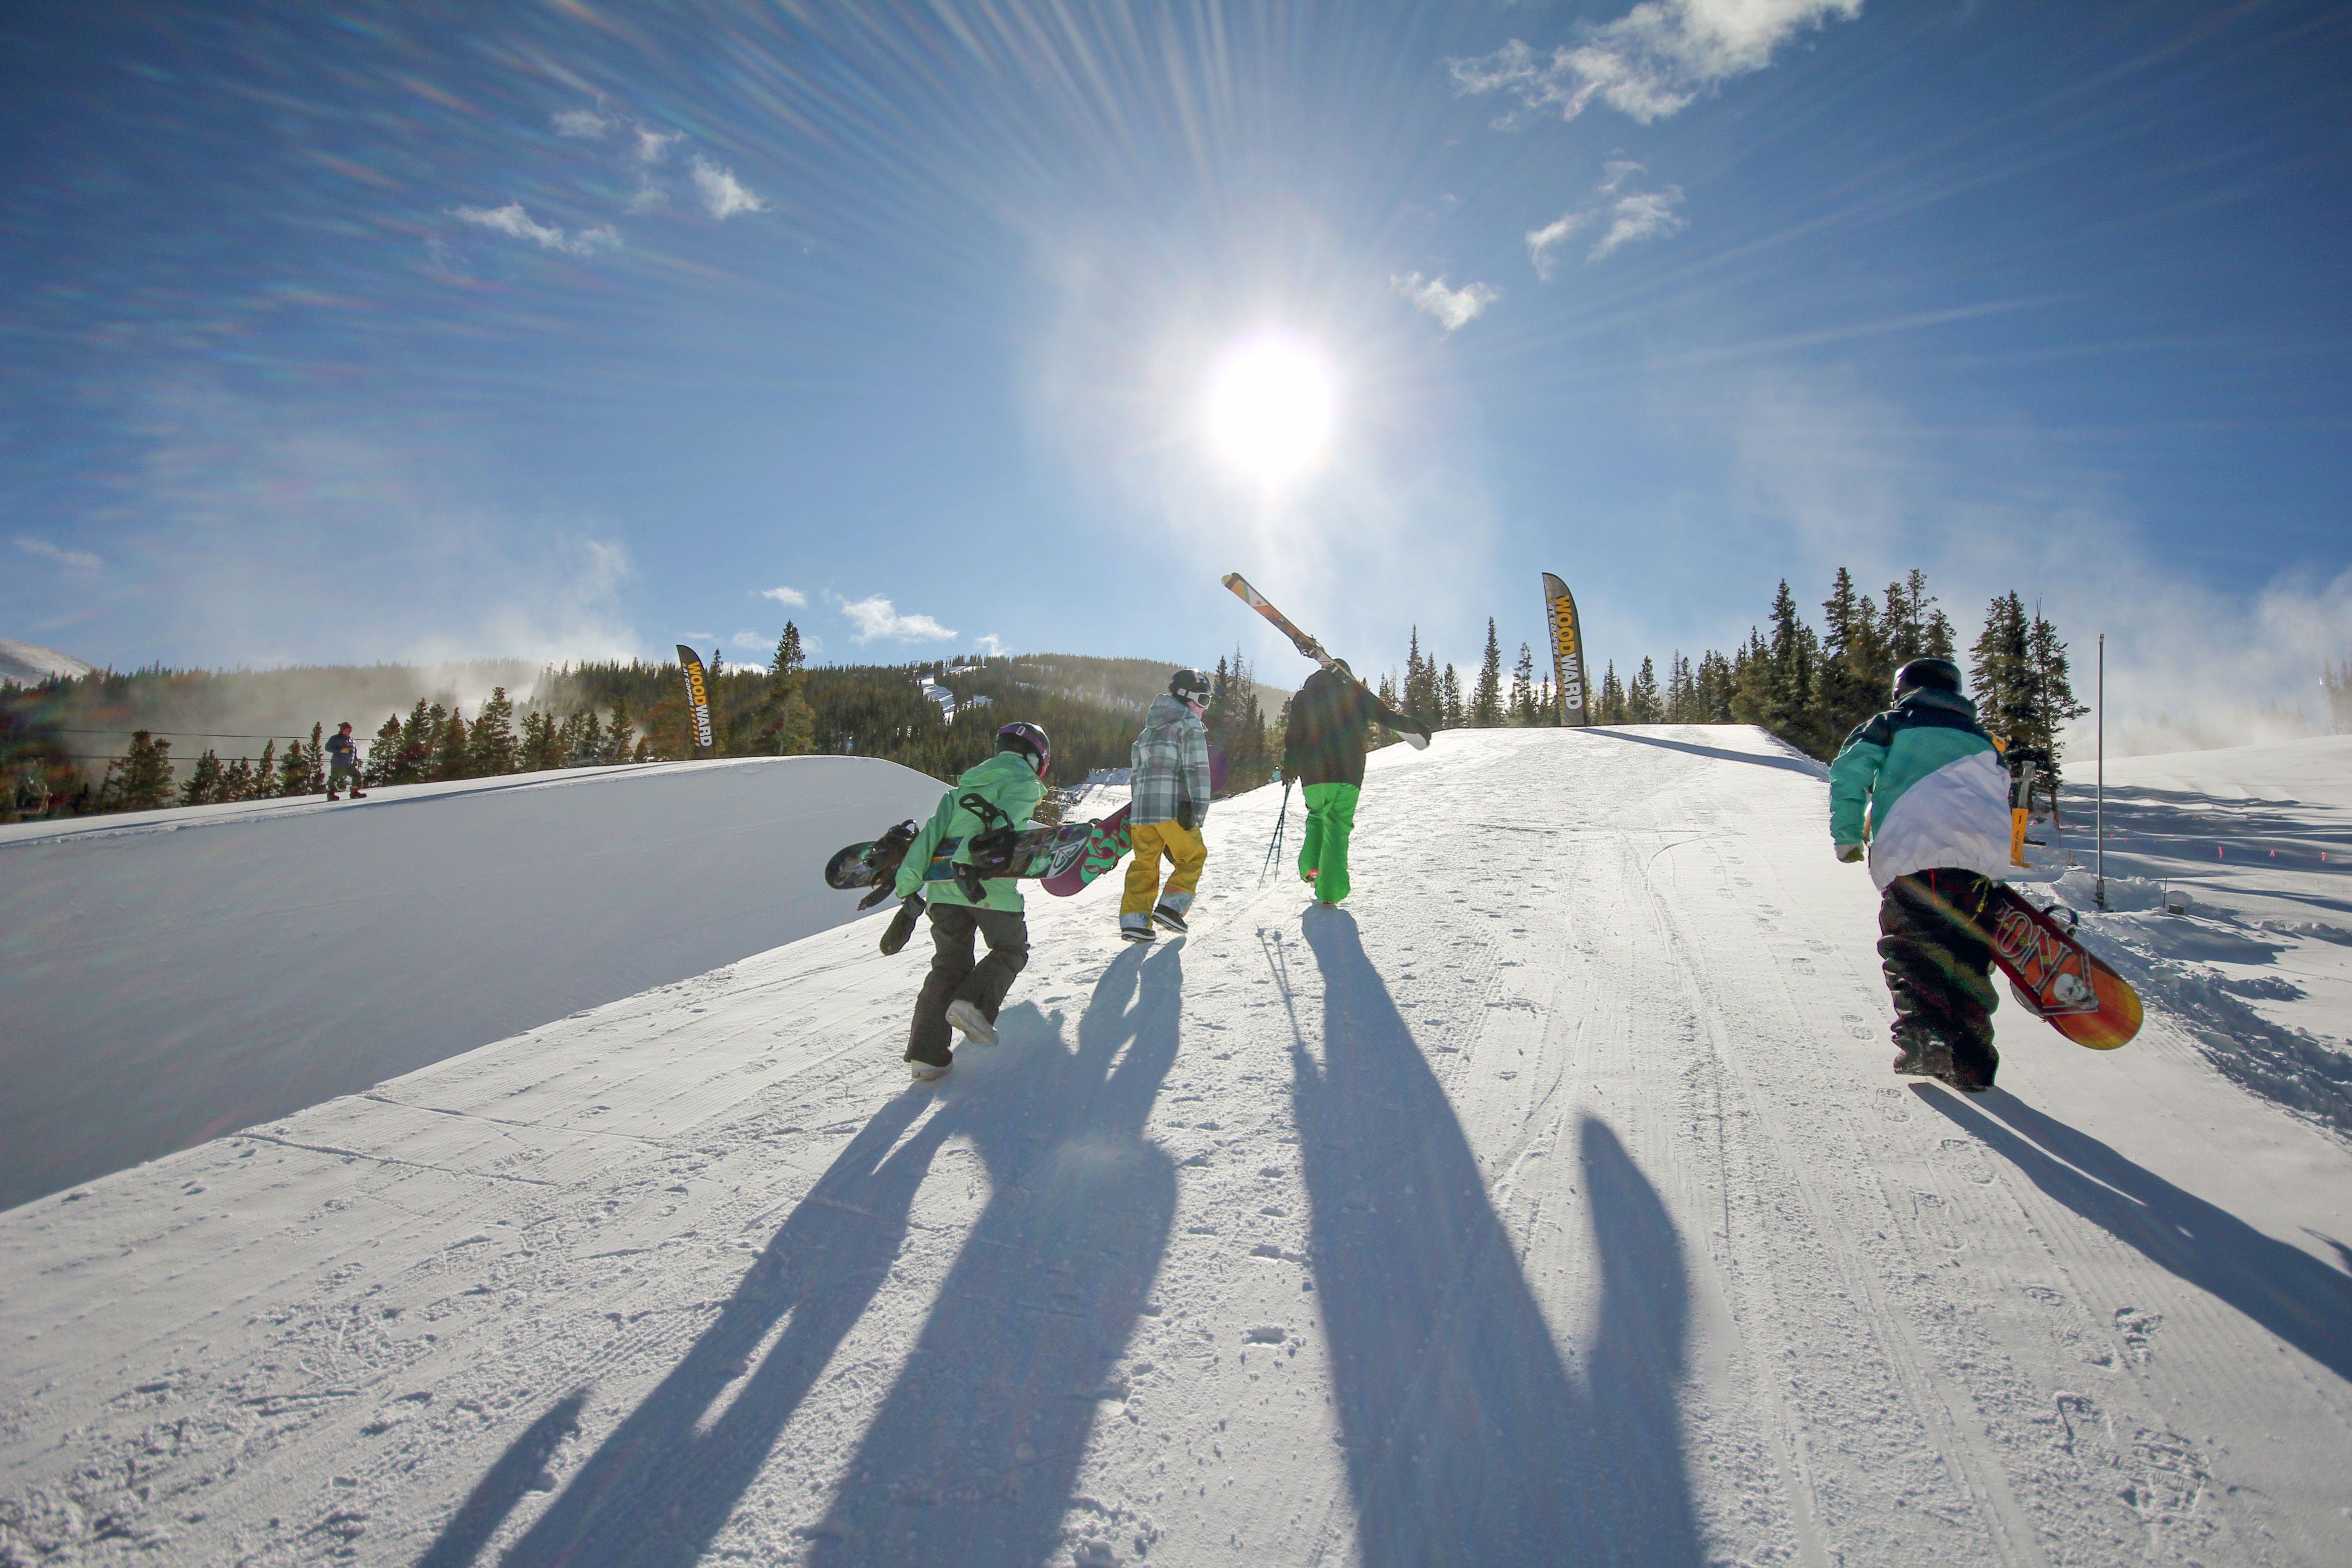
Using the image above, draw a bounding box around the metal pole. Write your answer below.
[2095,632,2106,911]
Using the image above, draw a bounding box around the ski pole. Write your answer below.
[1260,778,1292,886]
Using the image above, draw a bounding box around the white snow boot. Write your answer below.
[945,999,998,1047]
[908,1057,951,1083]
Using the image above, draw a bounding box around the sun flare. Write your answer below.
[1202,331,1337,487]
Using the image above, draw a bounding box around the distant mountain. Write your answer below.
[0,639,97,686]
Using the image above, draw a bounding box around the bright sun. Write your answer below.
[1202,331,1337,487]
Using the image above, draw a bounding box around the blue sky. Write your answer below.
[4,0,2347,731]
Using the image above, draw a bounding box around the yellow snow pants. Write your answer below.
[1122,820,1207,918]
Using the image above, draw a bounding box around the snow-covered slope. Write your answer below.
[4,727,2349,1566]
[0,637,96,686]
[0,758,944,1210]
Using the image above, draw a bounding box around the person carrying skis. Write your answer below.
[324,721,367,801]
[889,720,1051,1082]
[1122,668,1215,942]
[1829,657,2017,1093]
[1281,661,1426,907]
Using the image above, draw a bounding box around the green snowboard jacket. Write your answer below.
[894,750,1046,912]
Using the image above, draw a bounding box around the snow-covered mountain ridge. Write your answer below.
[3,726,2347,1566]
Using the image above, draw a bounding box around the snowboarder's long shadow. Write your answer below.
[803,941,1182,1567]
[1920,1089,2352,1382]
[468,1087,956,1568]
[446,944,1182,1568]
[1289,912,1704,1567]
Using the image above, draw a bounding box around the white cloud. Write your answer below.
[452,202,621,256]
[1528,162,1686,275]
[636,128,682,166]
[1591,185,1686,258]
[1451,0,1862,124]
[690,157,766,220]
[730,629,772,651]
[974,633,1007,658]
[552,108,617,139]
[1391,272,1501,331]
[837,595,956,643]
[15,536,103,571]
[758,584,808,607]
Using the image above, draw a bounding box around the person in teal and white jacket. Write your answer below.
[1829,657,2015,1093]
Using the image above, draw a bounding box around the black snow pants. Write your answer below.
[906,902,1029,1066]
[1877,869,2000,1085]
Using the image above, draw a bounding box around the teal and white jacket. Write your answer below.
[1828,688,2013,890]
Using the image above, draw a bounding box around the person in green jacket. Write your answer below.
[1829,658,2016,1092]
[891,721,1050,1082]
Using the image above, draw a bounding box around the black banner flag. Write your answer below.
[1541,573,1591,727]
[676,645,717,760]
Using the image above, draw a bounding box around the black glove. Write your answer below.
[1176,802,1196,832]
[880,894,924,956]
[1415,723,1433,742]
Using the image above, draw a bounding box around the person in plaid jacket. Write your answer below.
[1121,668,1215,942]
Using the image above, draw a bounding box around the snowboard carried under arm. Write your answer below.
[1983,883,2142,1050]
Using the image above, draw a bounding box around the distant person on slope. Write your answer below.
[890,721,1050,1082]
[1829,657,2016,1093]
[1121,668,1216,943]
[324,721,367,801]
[1281,661,1427,908]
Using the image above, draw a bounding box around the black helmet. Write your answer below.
[1893,657,1962,697]
[1169,667,1212,704]
[994,720,1051,777]
[1329,657,1352,678]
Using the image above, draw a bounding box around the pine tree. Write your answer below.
[1403,628,1441,729]
[1440,663,1465,729]
[180,748,226,806]
[1970,592,2034,755]
[435,709,470,780]
[1472,619,1504,727]
[2023,606,2087,791]
[305,723,327,794]
[569,708,604,767]
[606,698,635,764]
[220,755,256,801]
[1508,642,1535,725]
[1665,653,1695,721]
[100,730,175,811]
[1598,661,1625,724]
[470,687,519,775]
[254,740,277,797]
[1695,650,1735,722]
[276,735,312,797]
[1628,657,1661,723]
[1751,581,1829,757]
[368,715,402,786]
[518,709,557,770]
[750,622,816,756]
[1818,567,1884,745]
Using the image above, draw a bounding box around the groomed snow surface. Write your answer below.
[4,727,2349,1566]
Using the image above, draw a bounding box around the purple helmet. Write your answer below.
[995,720,1051,778]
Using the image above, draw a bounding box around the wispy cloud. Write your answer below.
[730,629,772,651]
[974,633,1007,658]
[1528,161,1685,275]
[552,107,617,139]
[758,584,808,607]
[636,128,681,166]
[837,594,956,643]
[1392,272,1501,331]
[452,202,620,256]
[15,536,103,571]
[1452,0,1862,124]
[690,156,766,220]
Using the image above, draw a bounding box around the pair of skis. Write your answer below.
[1220,573,1428,752]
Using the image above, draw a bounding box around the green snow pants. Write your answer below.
[1298,782,1360,903]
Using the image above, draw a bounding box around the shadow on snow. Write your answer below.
[430,942,1181,1568]
[1285,909,1704,1567]
[1921,1088,2352,1383]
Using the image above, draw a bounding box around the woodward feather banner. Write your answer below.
[1541,573,1592,727]
[675,645,717,760]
